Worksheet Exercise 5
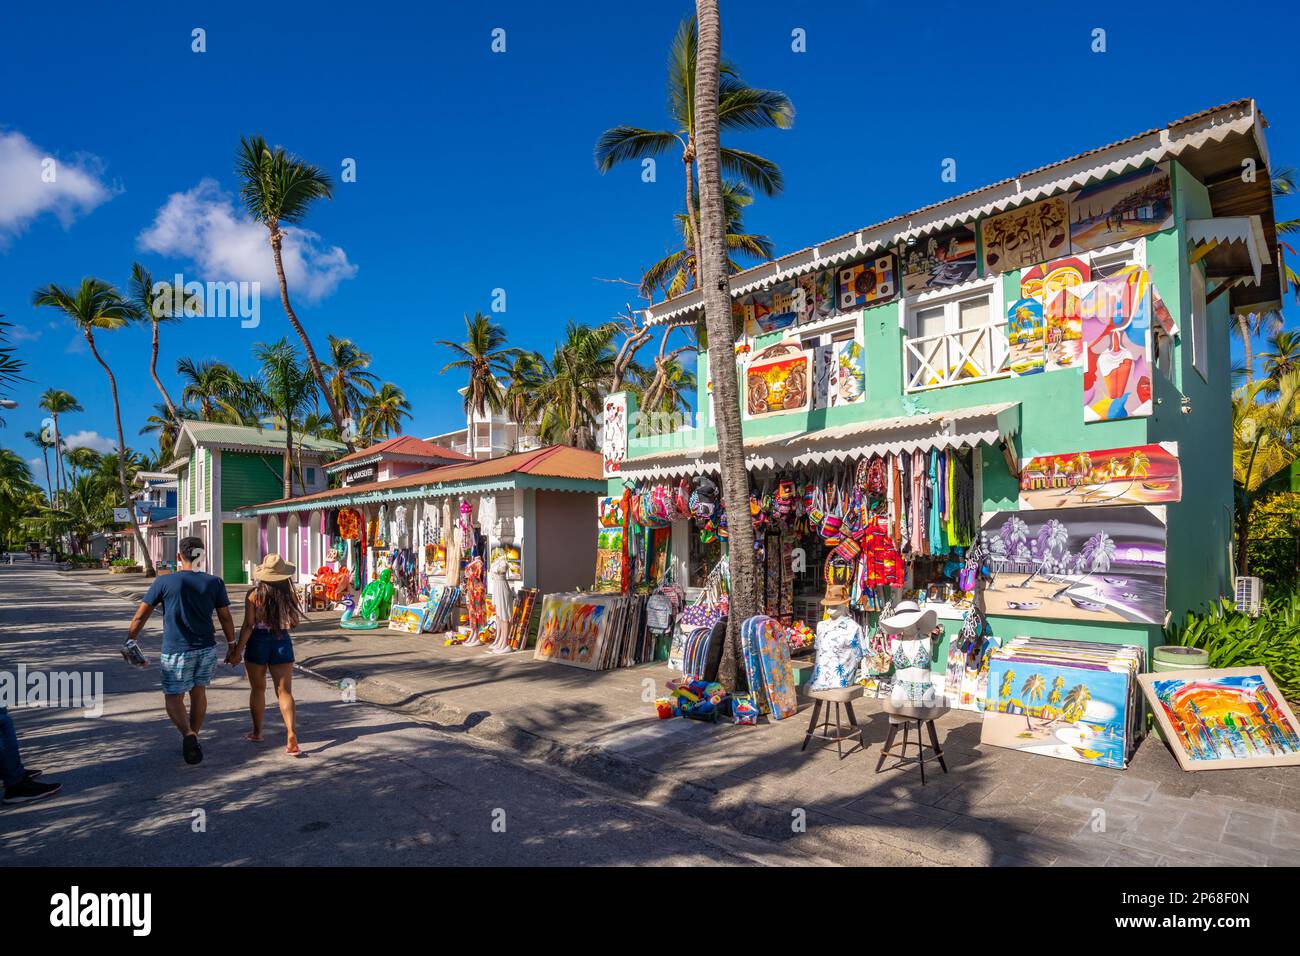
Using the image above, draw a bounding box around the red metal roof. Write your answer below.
[326,434,473,469]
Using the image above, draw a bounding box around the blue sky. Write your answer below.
[1,0,1295,471]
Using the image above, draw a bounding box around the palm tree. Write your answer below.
[1062,684,1093,724]
[537,322,618,449]
[595,15,793,283]
[437,313,517,417]
[1235,167,1299,386]
[1019,517,1068,587]
[1020,673,1047,728]
[359,382,412,443]
[235,134,351,448]
[640,181,774,301]
[504,351,548,442]
[1260,329,1300,396]
[65,446,101,488]
[0,449,40,551]
[1081,531,1116,577]
[38,389,82,500]
[251,339,317,499]
[128,262,187,424]
[32,279,154,574]
[997,669,1017,712]
[139,402,188,463]
[323,335,379,439]
[692,0,760,692]
[1231,371,1300,573]
[635,354,696,434]
[24,430,54,503]
[176,357,244,422]
[0,316,27,424]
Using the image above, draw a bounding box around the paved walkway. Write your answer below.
[67,568,1300,865]
[1,567,820,866]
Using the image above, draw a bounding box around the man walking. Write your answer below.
[1,707,62,804]
[126,536,236,765]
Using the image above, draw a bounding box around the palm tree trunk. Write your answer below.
[283,417,294,500]
[1238,314,1255,388]
[40,446,52,503]
[694,0,759,692]
[683,151,700,284]
[86,331,154,576]
[269,231,354,452]
[150,321,181,423]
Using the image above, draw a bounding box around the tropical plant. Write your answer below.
[139,402,190,463]
[24,429,54,502]
[0,316,27,425]
[1245,492,1300,594]
[1169,592,1300,701]
[437,313,517,419]
[250,338,318,499]
[176,357,245,422]
[359,382,412,444]
[235,134,349,447]
[1260,329,1300,396]
[128,262,188,424]
[1235,166,1299,386]
[1232,371,1300,573]
[38,388,82,500]
[640,181,774,301]
[536,322,619,449]
[0,448,40,549]
[323,335,379,439]
[31,279,153,573]
[692,0,760,691]
[595,15,792,286]
[503,351,548,441]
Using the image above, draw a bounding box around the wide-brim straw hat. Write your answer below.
[882,600,937,634]
[253,553,296,583]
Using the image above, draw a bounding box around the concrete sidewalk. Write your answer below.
[72,568,1300,866]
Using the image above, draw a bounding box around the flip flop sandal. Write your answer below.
[286,744,304,758]
[244,733,263,742]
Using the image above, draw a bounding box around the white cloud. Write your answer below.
[62,430,116,454]
[137,178,357,302]
[0,130,115,245]
[7,324,41,343]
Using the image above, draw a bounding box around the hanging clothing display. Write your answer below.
[810,613,865,690]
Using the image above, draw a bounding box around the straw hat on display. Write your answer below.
[881,600,937,635]
[820,584,851,607]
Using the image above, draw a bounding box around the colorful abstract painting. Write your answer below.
[1139,668,1300,771]
[601,393,627,477]
[797,269,837,323]
[533,593,613,670]
[837,254,896,311]
[1007,297,1046,375]
[982,655,1135,769]
[980,505,1167,625]
[980,195,1072,274]
[1082,269,1154,421]
[745,342,811,417]
[828,337,865,406]
[900,226,978,295]
[1019,442,1181,510]
[1021,256,1092,372]
[1070,164,1174,253]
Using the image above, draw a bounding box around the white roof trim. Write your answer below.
[643,101,1262,326]
[1186,216,1270,284]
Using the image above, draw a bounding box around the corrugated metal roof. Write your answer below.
[239,444,604,512]
[176,420,346,455]
[326,434,473,470]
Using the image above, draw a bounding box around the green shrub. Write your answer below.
[1166,591,1300,701]
[110,557,137,568]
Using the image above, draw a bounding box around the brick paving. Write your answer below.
[79,569,1300,866]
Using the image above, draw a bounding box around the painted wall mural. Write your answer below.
[1019,442,1181,510]
[837,254,896,311]
[1140,668,1300,771]
[1070,163,1173,253]
[899,226,978,295]
[797,269,837,323]
[980,505,1167,625]
[1006,296,1046,376]
[980,195,1071,274]
[1082,268,1154,421]
[745,341,811,418]
[601,392,627,478]
[766,280,805,333]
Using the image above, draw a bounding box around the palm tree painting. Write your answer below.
[1020,674,1047,729]
[1020,443,1179,508]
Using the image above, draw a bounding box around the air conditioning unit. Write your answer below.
[1234,576,1262,617]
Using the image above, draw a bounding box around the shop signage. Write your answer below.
[344,465,377,484]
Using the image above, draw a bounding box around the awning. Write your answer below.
[616,403,1019,480]
[1187,216,1270,288]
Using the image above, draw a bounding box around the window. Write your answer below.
[903,277,1005,390]
[1191,264,1208,382]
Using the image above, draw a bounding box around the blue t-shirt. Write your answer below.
[143,571,231,654]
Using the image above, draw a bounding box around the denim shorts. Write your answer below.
[244,632,294,666]
[159,645,219,695]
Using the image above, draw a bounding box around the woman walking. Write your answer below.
[232,554,303,757]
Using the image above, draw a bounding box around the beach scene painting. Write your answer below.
[981,656,1133,769]
[1019,442,1181,510]
[1139,667,1300,772]
[899,225,977,295]
[1070,163,1174,252]
[981,505,1167,625]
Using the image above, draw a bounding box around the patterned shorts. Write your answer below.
[159,645,219,695]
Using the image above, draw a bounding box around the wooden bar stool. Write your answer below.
[875,703,949,784]
[801,686,866,759]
